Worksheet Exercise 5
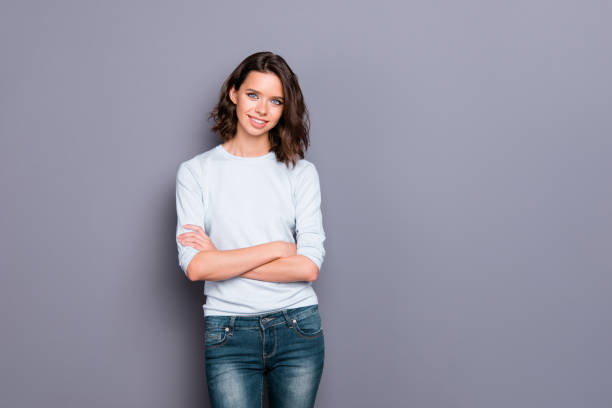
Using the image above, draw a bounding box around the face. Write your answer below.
[229,70,285,139]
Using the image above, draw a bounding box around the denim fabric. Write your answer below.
[204,304,325,408]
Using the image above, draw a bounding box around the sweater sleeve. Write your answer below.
[293,162,326,271]
[175,162,205,276]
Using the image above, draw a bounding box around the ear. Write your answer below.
[229,86,237,104]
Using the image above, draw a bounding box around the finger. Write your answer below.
[179,231,210,243]
[178,236,197,245]
[183,224,208,236]
[178,233,196,239]
[183,224,204,232]
[179,236,199,244]
[179,233,207,244]
[180,236,210,249]
[179,238,203,250]
[180,235,215,251]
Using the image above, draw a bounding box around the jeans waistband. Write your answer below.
[204,304,319,331]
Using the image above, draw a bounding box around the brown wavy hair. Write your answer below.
[208,51,310,168]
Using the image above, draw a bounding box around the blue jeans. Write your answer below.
[204,304,325,408]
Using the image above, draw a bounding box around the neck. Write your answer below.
[223,135,271,158]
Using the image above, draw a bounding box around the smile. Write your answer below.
[248,115,268,128]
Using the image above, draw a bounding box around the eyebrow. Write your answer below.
[245,88,284,101]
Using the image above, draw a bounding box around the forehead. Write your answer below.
[242,71,284,96]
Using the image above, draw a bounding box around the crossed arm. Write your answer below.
[177,224,318,283]
[175,161,324,284]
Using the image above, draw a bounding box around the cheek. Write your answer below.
[235,99,251,114]
[270,110,283,124]
[236,102,247,114]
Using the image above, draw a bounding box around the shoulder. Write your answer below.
[288,158,319,177]
[177,145,219,176]
[287,158,321,191]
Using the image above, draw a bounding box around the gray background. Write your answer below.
[1,0,611,407]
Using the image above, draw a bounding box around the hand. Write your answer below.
[278,241,297,258]
[177,224,217,252]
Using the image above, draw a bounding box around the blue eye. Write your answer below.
[247,92,258,99]
[271,99,283,105]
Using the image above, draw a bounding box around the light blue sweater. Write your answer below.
[175,144,326,316]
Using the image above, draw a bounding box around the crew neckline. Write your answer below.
[217,144,276,161]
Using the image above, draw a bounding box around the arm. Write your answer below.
[176,162,280,281]
[186,241,286,282]
[176,160,324,283]
[175,161,207,278]
[241,255,317,282]
[176,161,300,282]
[241,162,326,283]
[178,222,299,281]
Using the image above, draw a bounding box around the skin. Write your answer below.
[224,70,285,156]
[177,71,318,283]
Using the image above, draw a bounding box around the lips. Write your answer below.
[248,114,268,128]
[248,115,268,123]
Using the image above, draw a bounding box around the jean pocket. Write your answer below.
[292,309,323,338]
[205,326,229,348]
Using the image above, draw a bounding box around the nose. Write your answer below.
[255,98,267,116]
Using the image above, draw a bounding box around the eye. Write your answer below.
[247,92,258,99]
[271,99,283,105]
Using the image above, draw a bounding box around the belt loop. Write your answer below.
[229,316,236,334]
[282,309,295,328]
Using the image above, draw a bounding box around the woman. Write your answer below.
[175,51,326,408]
